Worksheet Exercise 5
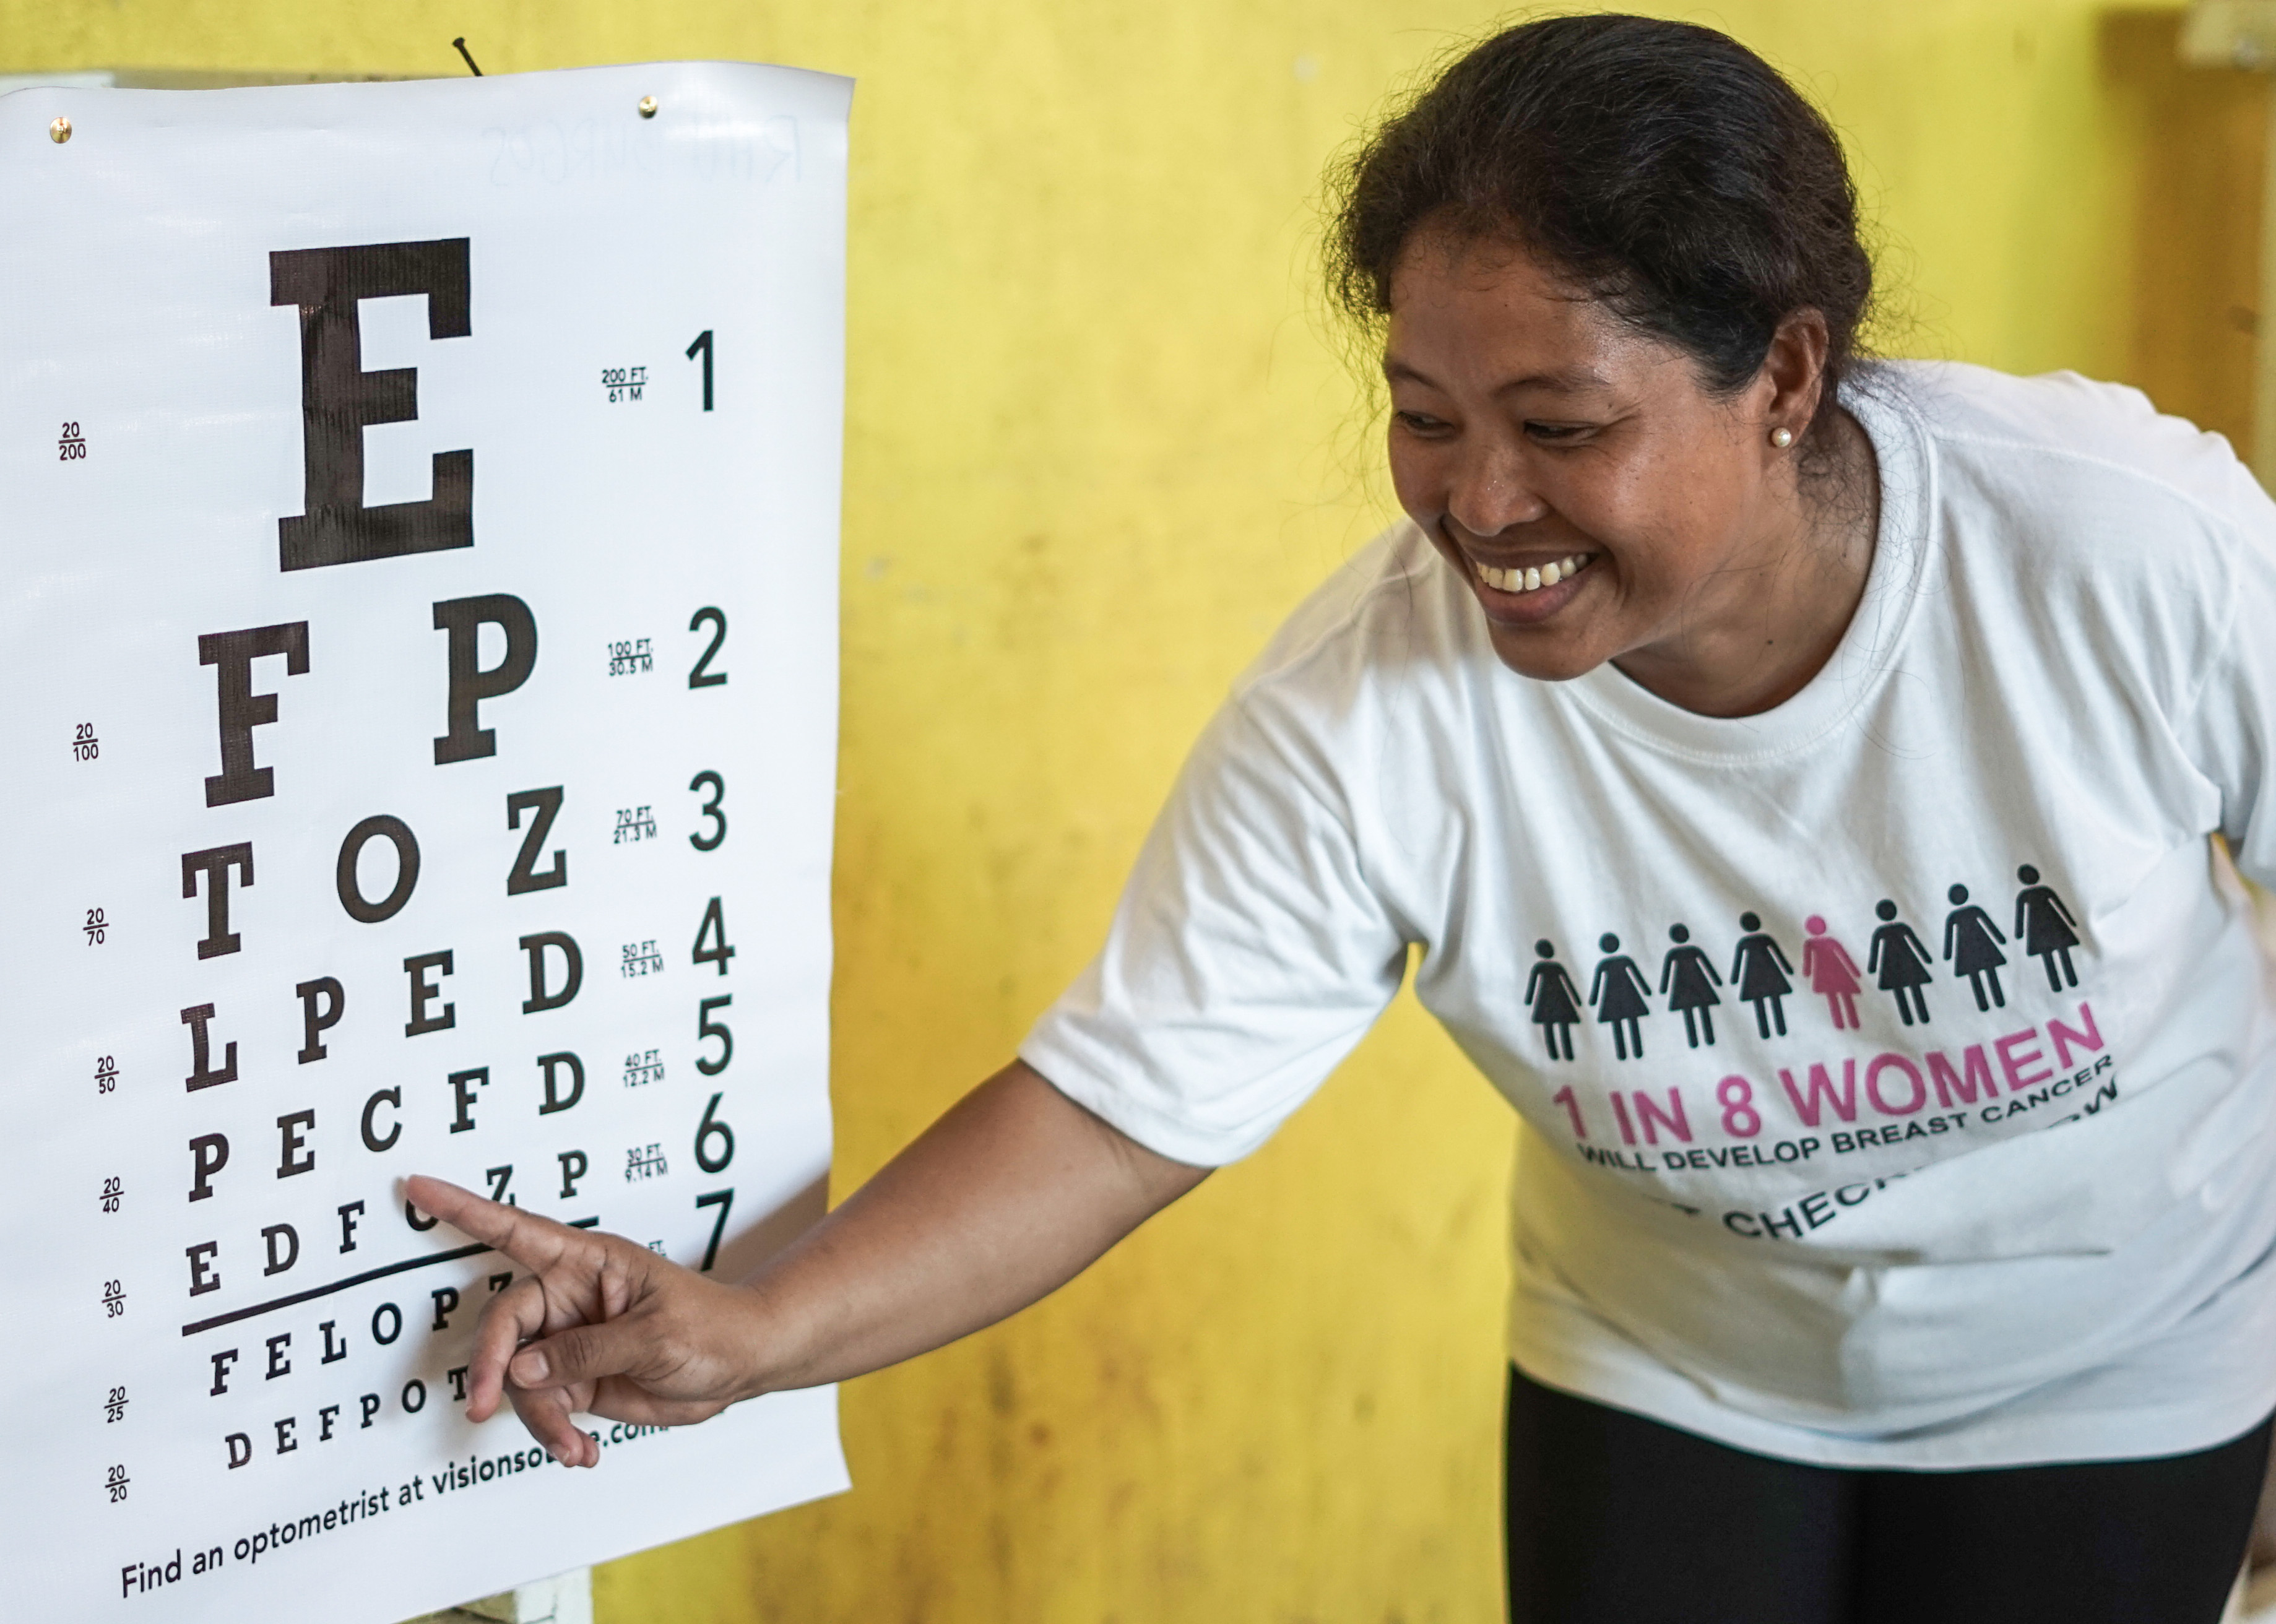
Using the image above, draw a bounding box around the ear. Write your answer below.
[1757,308,1831,443]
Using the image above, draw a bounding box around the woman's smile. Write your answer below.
[1466,547,1599,622]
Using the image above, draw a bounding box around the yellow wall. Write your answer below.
[5,2,2254,1619]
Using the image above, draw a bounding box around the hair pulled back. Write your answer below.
[1328,15,1874,442]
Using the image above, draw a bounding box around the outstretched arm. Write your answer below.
[408,1060,1208,1467]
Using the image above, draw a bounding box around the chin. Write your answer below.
[1484,626,1608,683]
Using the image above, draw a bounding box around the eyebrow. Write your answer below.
[1382,358,1611,394]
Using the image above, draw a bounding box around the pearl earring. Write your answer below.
[1769,426,1795,449]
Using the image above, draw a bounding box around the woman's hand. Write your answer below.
[404,1173,773,1468]
[407,1063,1206,1467]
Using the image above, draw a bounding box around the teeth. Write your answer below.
[1478,554,1590,594]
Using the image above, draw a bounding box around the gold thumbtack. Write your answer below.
[638,95,658,118]
[50,116,71,144]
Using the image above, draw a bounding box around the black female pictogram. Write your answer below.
[1941,883,2008,1011]
[1729,912,1793,1039]
[1526,938,1583,1061]
[1658,924,1723,1048]
[2014,864,2080,991]
[1868,899,1933,1026]
[1589,933,1651,1061]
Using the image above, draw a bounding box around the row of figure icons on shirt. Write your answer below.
[1523,866,2082,1061]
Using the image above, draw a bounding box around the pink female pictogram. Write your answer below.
[1800,915,1862,1030]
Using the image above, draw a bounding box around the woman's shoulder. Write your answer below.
[1207,523,1502,788]
[1876,362,2276,720]
[1232,521,1479,703]
[1880,359,2267,537]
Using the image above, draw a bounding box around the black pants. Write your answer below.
[1505,1367,2273,1624]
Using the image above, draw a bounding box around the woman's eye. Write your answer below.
[1525,421,1590,443]
[1394,410,1451,435]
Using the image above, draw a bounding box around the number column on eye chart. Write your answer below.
[581,327,744,1272]
[682,602,739,1271]
[598,595,742,1267]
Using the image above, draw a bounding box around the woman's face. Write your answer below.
[1383,234,1814,690]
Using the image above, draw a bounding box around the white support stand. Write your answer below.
[397,1568,592,1624]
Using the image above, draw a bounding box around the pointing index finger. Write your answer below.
[404,1174,588,1276]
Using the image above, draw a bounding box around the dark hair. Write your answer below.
[1327,15,1874,443]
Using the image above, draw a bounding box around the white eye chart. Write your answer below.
[0,63,853,1623]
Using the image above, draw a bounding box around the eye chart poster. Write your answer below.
[0,63,853,1622]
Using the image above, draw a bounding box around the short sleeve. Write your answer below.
[1020,696,1408,1167]
[2178,485,2276,892]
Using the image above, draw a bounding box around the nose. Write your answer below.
[1445,441,1549,538]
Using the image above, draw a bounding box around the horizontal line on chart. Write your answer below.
[178,1217,597,1337]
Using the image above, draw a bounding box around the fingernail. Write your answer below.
[511,1349,549,1385]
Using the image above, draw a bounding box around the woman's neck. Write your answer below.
[1610,410,1881,719]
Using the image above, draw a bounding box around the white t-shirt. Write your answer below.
[1021,360,2276,1469]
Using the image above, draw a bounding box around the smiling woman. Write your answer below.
[1334,19,1880,712]
[415,15,2276,1624]
[1372,244,1877,712]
